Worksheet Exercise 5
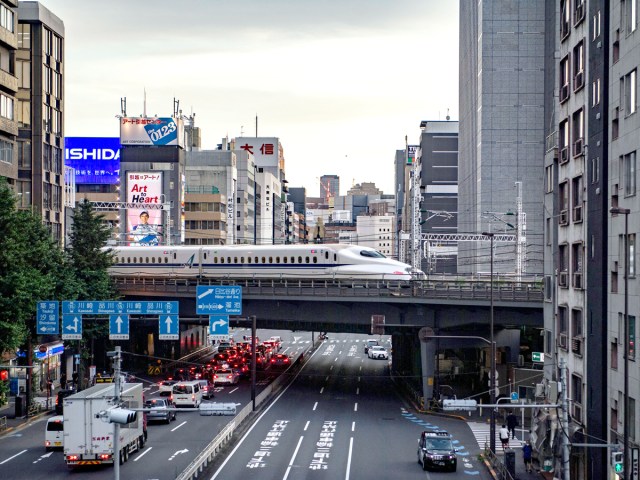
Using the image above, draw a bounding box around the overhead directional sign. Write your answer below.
[196,286,242,315]
[209,314,230,340]
[159,315,179,340]
[443,399,478,411]
[37,301,59,335]
[62,314,83,340]
[109,314,130,340]
[63,300,179,315]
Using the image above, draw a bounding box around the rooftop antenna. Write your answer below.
[173,98,180,118]
[143,88,146,117]
[256,114,258,137]
[120,97,126,117]
[446,108,450,121]
[240,125,244,136]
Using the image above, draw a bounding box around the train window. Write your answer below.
[255,257,259,263]
[334,254,337,261]
[291,257,295,263]
[234,257,238,263]
[220,257,225,264]
[126,257,130,264]
[297,256,302,264]
[313,257,318,264]
[276,256,280,263]
[283,257,287,264]
[145,257,149,264]
[241,257,245,263]
[214,257,218,264]
[360,249,385,258]
[174,253,177,260]
[247,257,252,263]
[325,252,329,260]
[139,257,143,263]
[204,252,207,259]
[132,257,136,264]
[227,257,232,264]
[269,256,273,263]
[164,257,168,264]
[305,257,310,264]
[262,257,266,264]
[151,257,155,264]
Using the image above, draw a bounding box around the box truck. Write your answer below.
[63,383,145,467]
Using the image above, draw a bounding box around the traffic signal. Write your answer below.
[0,369,8,382]
[107,408,137,424]
[612,451,624,475]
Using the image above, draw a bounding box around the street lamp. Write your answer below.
[482,231,497,453]
[610,206,630,477]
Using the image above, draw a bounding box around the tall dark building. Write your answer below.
[0,1,17,193]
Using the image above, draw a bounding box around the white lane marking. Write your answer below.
[134,446,152,461]
[304,421,310,431]
[283,436,304,480]
[354,403,358,412]
[345,437,354,480]
[339,351,342,355]
[351,421,356,432]
[330,365,334,371]
[0,449,27,464]
[228,387,239,394]
[335,357,339,362]
[356,387,360,395]
[171,420,187,432]
[210,345,323,479]
[320,387,324,394]
[313,402,318,411]
[325,376,329,381]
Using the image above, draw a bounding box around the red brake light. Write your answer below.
[99,454,112,460]
[67,455,79,461]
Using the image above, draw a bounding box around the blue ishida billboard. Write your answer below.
[65,137,121,184]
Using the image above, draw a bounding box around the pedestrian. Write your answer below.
[60,372,67,390]
[499,424,510,449]
[522,440,533,473]
[507,411,518,439]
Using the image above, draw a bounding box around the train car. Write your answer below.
[106,244,425,281]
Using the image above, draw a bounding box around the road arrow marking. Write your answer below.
[33,451,53,464]
[168,448,189,461]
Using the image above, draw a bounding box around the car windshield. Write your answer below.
[425,438,453,451]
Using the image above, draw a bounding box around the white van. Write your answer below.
[171,380,203,407]
[45,415,64,450]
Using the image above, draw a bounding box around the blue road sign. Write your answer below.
[510,391,519,402]
[63,300,179,315]
[209,314,230,336]
[37,301,59,335]
[109,314,130,340]
[62,314,83,340]
[159,314,179,340]
[196,286,242,315]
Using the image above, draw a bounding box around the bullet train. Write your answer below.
[107,244,425,281]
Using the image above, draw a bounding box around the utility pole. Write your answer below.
[111,346,122,480]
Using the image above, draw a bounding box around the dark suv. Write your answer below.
[417,430,457,472]
[55,389,76,415]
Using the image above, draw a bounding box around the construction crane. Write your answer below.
[317,177,333,205]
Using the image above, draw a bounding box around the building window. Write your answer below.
[571,374,583,407]
[631,397,637,440]
[630,315,637,360]
[559,119,570,162]
[18,23,30,49]
[574,0,585,24]
[560,56,570,103]
[0,94,14,120]
[559,181,569,224]
[572,175,583,222]
[622,69,637,115]
[573,41,585,91]
[572,109,584,156]
[593,10,601,39]
[591,156,600,184]
[624,0,638,34]
[572,242,584,288]
[623,151,637,196]
[560,0,570,39]
[545,165,554,193]
[558,305,568,337]
[630,234,636,277]
[592,78,601,106]
[0,140,13,165]
[612,342,619,369]
[559,245,569,286]
[0,5,14,33]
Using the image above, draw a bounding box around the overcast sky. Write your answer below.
[42,0,459,197]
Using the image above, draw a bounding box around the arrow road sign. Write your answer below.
[37,301,59,335]
[209,314,229,340]
[62,314,83,340]
[63,300,179,315]
[109,314,130,340]
[159,315,179,340]
[196,286,242,315]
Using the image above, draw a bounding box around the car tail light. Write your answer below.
[67,455,79,461]
[99,454,112,460]
[45,440,51,447]
[169,395,173,402]
[191,394,195,401]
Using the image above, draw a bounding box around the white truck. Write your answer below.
[63,382,146,467]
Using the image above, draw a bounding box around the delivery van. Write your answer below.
[171,380,203,407]
[45,415,64,451]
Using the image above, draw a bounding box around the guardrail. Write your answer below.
[175,348,309,480]
[113,276,544,303]
[484,447,516,480]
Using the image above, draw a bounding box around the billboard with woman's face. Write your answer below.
[126,172,163,245]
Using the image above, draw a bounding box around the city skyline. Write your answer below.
[42,0,459,195]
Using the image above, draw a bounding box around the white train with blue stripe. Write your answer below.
[108,244,424,281]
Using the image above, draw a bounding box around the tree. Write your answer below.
[0,179,67,353]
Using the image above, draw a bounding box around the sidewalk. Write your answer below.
[0,391,57,437]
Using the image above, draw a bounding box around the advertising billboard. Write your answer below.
[120,117,184,147]
[236,137,282,169]
[64,137,120,184]
[126,172,163,245]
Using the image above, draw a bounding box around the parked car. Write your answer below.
[213,369,240,385]
[144,398,176,424]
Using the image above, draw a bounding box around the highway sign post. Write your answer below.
[109,314,130,340]
[196,286,242,315]
[37,301,59,334]
[159,314,179,340]
[209,314,230,341]
[62,314,83,340]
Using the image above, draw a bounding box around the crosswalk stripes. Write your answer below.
[466,421,523,453]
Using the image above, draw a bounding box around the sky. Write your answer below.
[42,0,460,197]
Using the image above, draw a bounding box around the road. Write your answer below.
[206,333,491,480]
